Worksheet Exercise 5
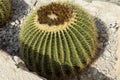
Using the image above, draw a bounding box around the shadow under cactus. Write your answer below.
[93,17,109,62]
[78,67,113,80]
[0,0,29,56]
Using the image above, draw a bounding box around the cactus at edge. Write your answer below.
[0,0,11,26]
[19,2,98,80]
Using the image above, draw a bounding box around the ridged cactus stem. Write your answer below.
[0,0,11,26]
[20,2,98,80]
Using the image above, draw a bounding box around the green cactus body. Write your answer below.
[0,0,11,26]
[20,2,98,80]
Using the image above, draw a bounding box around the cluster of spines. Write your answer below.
[20,2,98,80]
[0,0,11,26]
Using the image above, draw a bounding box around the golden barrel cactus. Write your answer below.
[0,0,11,26]
[20,2,98,80]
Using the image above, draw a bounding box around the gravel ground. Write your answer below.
[0,0,120,80]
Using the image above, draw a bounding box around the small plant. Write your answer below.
[0,0,11,26]
[20,2,98,80]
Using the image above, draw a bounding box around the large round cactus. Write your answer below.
[20,2,98,80]
[0,0,11,26]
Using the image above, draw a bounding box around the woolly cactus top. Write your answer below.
[33,2,76,32]
[20,2,98,80]
[37,3,73,26]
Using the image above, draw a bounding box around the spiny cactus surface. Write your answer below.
[0,0,11,26]
[20,2,98,80]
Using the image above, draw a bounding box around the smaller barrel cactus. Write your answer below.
[20,2,98,80]
[0,0,11,26]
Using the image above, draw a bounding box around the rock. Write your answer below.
[98,42,104,49]
[11,22,15,26]
[15,20,19,24]
[0,50,46,80]
[93,69,98,75]
[103,50,111,58]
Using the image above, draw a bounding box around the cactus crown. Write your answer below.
[20,2,98,80]
[37,3,73,26]
[0,0,11,26]
[34,2,76,33]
